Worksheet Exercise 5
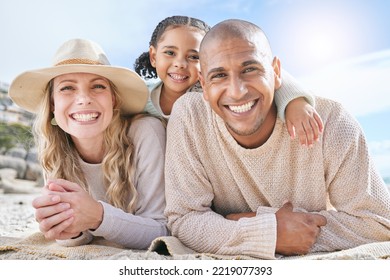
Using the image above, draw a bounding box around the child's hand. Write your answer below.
[285,97,323,147]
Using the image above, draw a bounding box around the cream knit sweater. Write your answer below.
[165,92,390,259]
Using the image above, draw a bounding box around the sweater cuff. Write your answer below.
[256,206,278,215]
[275,71,315,121]
[238,213,277,259]
[89,201,114,238]
[56,231,93,247]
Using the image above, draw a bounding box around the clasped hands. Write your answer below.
[33,179,103,240]
[225,202,327,256]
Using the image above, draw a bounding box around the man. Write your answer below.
[164,19,390,259]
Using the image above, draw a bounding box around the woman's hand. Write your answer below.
[33,179,103,240]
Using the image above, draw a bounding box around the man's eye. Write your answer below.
[94,84,106,89]
[211,73,226,79]
[243,67,256,73]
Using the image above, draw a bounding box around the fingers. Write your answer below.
[38,208,74,236]
[43,216,75,240]
[34,201,71,222]
[310,213,327,227]
[288,109,323,147]
[225,212,256,221]
[47,182,67,192]
[277,201,293,213]
[313,111,324,134]
[286,121,296,140]
[47,178,82,192]
[32,194,61,209]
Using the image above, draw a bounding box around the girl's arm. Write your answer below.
[275,70,323,146]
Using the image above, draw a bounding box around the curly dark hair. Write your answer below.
[134,15,211,80]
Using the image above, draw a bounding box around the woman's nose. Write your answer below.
[76,89,92,105]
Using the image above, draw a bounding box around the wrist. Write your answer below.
[89,201,103,231]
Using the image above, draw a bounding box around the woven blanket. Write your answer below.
[1,232,389,260]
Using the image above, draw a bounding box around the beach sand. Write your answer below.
[0,192,40,238]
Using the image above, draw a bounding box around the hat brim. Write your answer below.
[8,64,148,115]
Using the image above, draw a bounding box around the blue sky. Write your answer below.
[1,0,389,178]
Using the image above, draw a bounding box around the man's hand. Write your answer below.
[275,202,327,256]
[225,212,256,221]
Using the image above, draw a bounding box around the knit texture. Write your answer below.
[164,92,390,259]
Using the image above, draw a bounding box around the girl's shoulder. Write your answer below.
[187,81,203,93]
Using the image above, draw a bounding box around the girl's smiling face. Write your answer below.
[52,72,115,143]
[149,25,205,96]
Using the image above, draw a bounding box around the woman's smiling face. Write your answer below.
[52,72,115,142]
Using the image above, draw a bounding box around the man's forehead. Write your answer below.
[202,40,268,67]
[201,32,270,56]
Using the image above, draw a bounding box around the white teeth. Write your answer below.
[169,74,187,80]
[72,113,98,122]
[228,101,255,113]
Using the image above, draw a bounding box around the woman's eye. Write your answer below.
[60,86,73,91]
[94,84,106,89]
[164,50,175,56]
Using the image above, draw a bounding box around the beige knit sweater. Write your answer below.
[165,92,390,259]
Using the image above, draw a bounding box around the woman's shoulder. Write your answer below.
[129,115,166,138]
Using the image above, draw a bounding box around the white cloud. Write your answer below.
[299,49,390,117]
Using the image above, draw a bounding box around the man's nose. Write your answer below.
[227,76,248,99]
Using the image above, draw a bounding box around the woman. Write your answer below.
[8,38,168,249]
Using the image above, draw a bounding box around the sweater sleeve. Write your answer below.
[165,97,277,259]
[274,70,315,121]
[90,116,169,249]
[56,231,93,247]
[310,101,390,252]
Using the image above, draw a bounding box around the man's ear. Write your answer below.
[149,46,157,67]
[198,72,209,101]
[272,56,282,90]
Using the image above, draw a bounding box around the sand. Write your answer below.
[0,193,40,238]
[0,178,40,238]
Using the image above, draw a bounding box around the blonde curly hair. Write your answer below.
[33,79,138,213]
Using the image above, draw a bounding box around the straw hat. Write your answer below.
[8,38,148,115]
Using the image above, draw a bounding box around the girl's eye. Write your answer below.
[188,55,199,61]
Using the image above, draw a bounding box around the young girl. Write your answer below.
[8,38,168,249]
[134,15,323,146]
